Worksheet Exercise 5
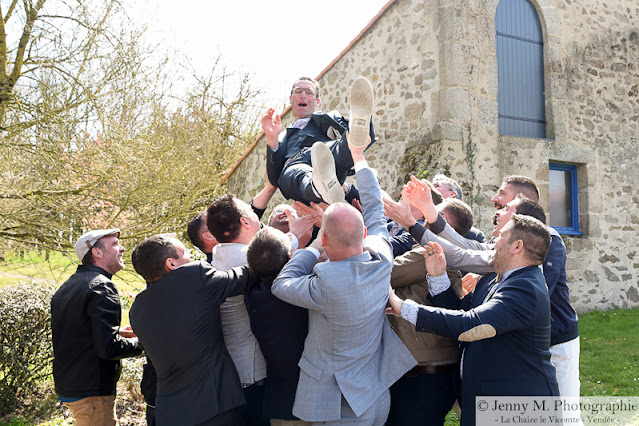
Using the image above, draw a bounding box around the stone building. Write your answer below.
[224,0,639,312]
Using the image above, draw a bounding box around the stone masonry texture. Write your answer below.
[227,0,639,313]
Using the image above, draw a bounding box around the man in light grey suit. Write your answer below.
[272,134,417,425]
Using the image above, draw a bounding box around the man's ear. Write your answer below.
[321,231,328,247]
[91,246,103,260]
[240,217,251,229]
[511,239,525,255]
[164,257,177,272]
[202,231,215,241]
[362,226,368,240]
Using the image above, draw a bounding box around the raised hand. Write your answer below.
[346,131,371,163]
[403,176,438,223]
[421,241,447,277]
[286,209,317,248]
[261,108,282,150]
[292,201,324,228]
[348,198,362,213]
[383,196,417,229]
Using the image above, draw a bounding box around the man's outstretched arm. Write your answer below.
[271,232,328,311]
[263,108,286,186]
[349,135,387,238]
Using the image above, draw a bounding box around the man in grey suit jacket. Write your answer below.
[272,136,416,425]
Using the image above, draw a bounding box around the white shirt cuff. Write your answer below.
[354,160,369,173]
[287,232,299,250]
[306,247,321,259]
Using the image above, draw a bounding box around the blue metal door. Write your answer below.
[496,0,546,138]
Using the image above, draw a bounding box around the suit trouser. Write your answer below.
[550,336,581,396]
[386,370,458,426]
[278,139,354,204]
[314,389,390,426]
[238,381,269,426]
[64,395,117,426]
[145,405,156,426]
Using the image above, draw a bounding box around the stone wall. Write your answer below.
[227,0,639,312]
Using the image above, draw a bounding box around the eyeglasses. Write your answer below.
[433,182,451,191]
[292,87,316,97]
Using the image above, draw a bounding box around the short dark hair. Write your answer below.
[441,199,474,236]
[207,194,249,243]
[131,234,179,283]
[187,212,206,251]
[503,175,539,202]
[81,239,105,266]
[247,227,291,282]
[291,76,320,99]
[514,195,547,224]
[508,214,550,264]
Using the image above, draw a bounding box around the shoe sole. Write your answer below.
[311,142,345,204]
[349,76,374,148]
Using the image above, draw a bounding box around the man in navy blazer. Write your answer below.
[245,226,310,425]
[129,234,259,425]
[388,214,559,426]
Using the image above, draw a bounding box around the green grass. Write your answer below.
[579,308,639,396]
[0,250,77,284]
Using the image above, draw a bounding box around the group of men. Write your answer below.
[51,76,580,426]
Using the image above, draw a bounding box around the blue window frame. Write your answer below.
[549,163,581,235]
[495,0,547,138]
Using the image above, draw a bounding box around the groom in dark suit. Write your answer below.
[129,233,259,425]
[388,214,559,426]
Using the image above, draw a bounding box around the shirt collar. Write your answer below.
[78,264,113,279]
[290,117,310,129]
[499,266,526,283]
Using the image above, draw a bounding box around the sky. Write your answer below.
[128,0,391,109]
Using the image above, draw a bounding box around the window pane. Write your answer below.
[549,169,572,227]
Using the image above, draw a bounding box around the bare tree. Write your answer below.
[0,0,261,252]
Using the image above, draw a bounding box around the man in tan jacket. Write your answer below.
[387,247,463,426]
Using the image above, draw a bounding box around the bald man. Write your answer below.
[271,136,416,425]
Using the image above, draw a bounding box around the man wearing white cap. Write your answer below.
[51,229,142,426]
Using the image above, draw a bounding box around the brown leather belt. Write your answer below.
[404,363,457,378]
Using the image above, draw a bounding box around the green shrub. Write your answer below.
[0,281,56,414]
